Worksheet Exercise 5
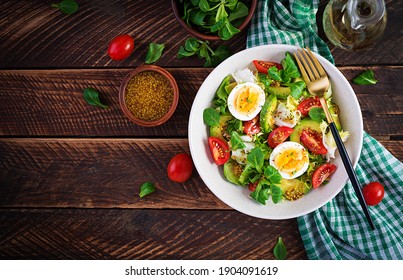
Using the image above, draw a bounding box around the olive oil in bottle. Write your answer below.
[323,0,387,51]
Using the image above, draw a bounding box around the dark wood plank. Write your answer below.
[0,0,247,69]
[0,0,401,68]
[0,209,307,259]
[0,138,401,209]
[0,138,227,209]
[0,67,402,137]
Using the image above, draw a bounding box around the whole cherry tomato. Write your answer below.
[107,34,134,61]
[167,153,193,183]
[362,182,385,206]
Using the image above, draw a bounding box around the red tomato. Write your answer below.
[244,116,261,135]
[107,34,134,61]
[248,181,259,192]
[167,153,193,183]
[267,126,294,148]
[362,182,385,206]
[253,60,282,74]
[297,97,322,116]
[300,129,327,155]
[312,163,337,188]
[208,137,230,165]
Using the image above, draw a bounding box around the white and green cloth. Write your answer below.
[247,0,403,260]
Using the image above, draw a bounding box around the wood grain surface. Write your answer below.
[0,209,306,260]
[0,67,402,139]
[0,0,401,261]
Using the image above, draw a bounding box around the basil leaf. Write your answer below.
[290,80,306,99]
[264,165,282,184]
[230,131,246,150]
[139,182,156,198]
[218,19,240,40]
[228,2,249,22]
[51,0,78,15]
[268,66,282,81]
[273,237,287,260]
[212,44,231,63]
[247,147,264,173]
[281,52,300,80]
[203,108,220,126]
[250,180,269,205]
[271,185,283,204]
[145,43,165,64]
[83,88,108,109]
[309,107,326,122]
[352,69,378,85]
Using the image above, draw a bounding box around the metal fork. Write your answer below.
[294,48,375,230]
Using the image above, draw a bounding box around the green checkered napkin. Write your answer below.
[247,0,403,259]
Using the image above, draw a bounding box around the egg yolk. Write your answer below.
[233,86,260,115]
[274,148,308,176]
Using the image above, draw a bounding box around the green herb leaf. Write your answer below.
[83,88,108,109]
[51,0,78,15]
[264,165,282,184]
[273,237,287,260]
[218,19,240,40]
[268,66,282,81]
[309,107,326,122]
[203,108,220,126]
[258,73,273,89]
[177,46,196,58]
[271,185,283,204]
[185,37,201,52]
[281,53,300,80]
[228,2,249,22]
[247,147,264,173]
[145,43,165,64]
[250,180,270,205]
[352,69,378,85]
[226,118,242,134]
[215,3,228,22]
[230,131,246,150]
[139,182,156,198]
[290,80,306,99]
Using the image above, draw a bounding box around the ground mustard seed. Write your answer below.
[124,71,174,121]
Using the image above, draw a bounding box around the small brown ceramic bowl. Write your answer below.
[171,0,257,41]
[119,65,179,127]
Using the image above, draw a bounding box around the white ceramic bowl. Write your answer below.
[188,44,363,219]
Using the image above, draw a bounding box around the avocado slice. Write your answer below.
[209,115,232,141]
[279,178,309,201]
[223,159,243,185]
[329,104,342,131]
[266,86,291,99]
[289,118,322,143]
[260,94,277,133]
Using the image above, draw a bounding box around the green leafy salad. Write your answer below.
[203,53,350,205]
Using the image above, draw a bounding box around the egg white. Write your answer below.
[227,82,265,121]
[269,141,309,179]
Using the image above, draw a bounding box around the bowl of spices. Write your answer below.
[119,65,179,127]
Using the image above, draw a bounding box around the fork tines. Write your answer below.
[294,48,327,82]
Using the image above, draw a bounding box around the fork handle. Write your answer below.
[328,122,375,230]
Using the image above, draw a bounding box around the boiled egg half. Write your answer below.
[269,141,309,179]
[227,82,265,121]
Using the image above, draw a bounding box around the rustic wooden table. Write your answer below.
[0,0,401,260]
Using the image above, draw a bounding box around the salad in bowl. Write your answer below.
[188,44,363,219]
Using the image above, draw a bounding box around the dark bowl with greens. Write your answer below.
[172,0,257,41]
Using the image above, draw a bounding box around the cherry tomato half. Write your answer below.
[208,137,230,165]
[248,180,259,192]
[300,128,327,155]
[167,153,193,183]
[267,126,294,148]
[244,115,261,135]
[312,163,337,188]
[362,182,385,206]
[297,97,322,116]
[107,34,134,61]
[253,60,282,74]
